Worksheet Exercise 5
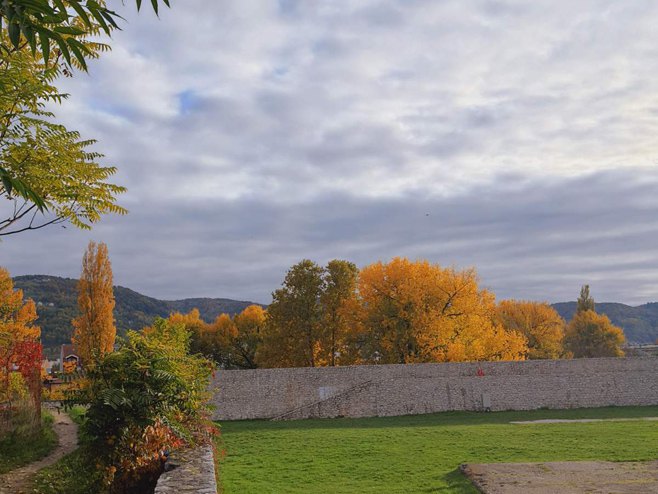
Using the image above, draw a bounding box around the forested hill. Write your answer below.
[13,275,261,352]
[552,302,658,344]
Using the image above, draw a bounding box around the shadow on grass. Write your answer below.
[218,405,658,433]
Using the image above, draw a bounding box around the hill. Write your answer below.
[13,275,261,353]
[552,302,658,344]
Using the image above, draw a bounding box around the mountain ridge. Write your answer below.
[13,275,262,353]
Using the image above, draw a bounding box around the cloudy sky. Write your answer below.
[3,0,658,305]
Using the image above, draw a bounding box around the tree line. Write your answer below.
[168,258,626,369]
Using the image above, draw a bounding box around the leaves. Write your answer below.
[0,0,169,68]
[71,318,216,488]
[72,242,117,366]
[564,310,625,358]
[495,300,566,359]
[0,39,127,235]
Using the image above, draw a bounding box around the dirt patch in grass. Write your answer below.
[462,460,658,493]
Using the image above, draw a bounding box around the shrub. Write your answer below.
[71,318,217,492]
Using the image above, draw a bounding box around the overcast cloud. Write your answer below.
[3,0,658,305]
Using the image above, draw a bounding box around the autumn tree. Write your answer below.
[72,241,116,365]
[232,305,266,369]
[495,300,566,359]
[168,309,208,356]
[577,285,595,313]
[564,310,625,358]
[0,267,41,430]
[320,260,358,366]
[257,260,325,368]
[353,258,527,364]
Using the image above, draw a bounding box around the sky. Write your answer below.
[3,0,658,305]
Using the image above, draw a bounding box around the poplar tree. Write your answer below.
[576,285,595,313]
[72,241,116,365]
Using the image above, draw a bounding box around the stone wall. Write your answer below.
[210,357,658,421]
[154,446,217,494]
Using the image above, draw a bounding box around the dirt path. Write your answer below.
[0,409,78,494]
[462,460,658,493]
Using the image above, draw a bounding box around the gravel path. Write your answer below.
[0,409,79,494]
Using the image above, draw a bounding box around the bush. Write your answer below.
[70,318,217,492]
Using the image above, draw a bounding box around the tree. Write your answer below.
[232,305,266,369]
[495,300,566,359]
[0,30,126,236]
[320,260,358,366]
[72,241,116,365]
[0,267,41,431]
[257,260,325,368]
[564,310,625,358]
[353,258,527,364]
[1,0,168,69]
[0,0,166,234]
[577,285,595,313]
[167,309,208,356]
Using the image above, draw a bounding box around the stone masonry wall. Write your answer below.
[210,357,658,421]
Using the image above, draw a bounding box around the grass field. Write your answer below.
[0,412,57,474]
[217,406,658,493]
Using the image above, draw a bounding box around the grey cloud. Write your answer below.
[4,169,658,306]
[3,1,658,307]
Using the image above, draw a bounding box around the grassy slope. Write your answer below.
[217,406,658,494]
[0,412,57,474]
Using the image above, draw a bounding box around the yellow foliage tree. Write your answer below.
[495,300,566,359]
[564,310,625,358]
[354,258,527,364]
[72,241,116,365]
[233,305,266,369]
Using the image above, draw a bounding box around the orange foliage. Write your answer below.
[353,258,527,364]
[72,241,116,365]
[495,300,566,359]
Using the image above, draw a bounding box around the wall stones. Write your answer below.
[210,357,658,421]
[154,446,217,494]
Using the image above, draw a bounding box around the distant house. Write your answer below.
[60,344,82,372]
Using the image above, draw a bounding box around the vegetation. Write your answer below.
[12,275,259,355]
[33,449,101,494]
[217,406,658,494]
[494,300,565,359]
[0,0,166,222]
[0,28,126,236]
[72,241,117,364]
[0,411,56,474]
[565,310,625,358]
[0,268,42,438]
[257,260,335,367]
[63,317,217,492]
[352,258,526,364]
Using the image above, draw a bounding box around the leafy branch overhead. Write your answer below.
[1,0,169,70]
[0,0,164,235]
[0,39,127,236]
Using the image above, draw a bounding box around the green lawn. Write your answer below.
[0,411,57,474]
[217,406,658,494]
